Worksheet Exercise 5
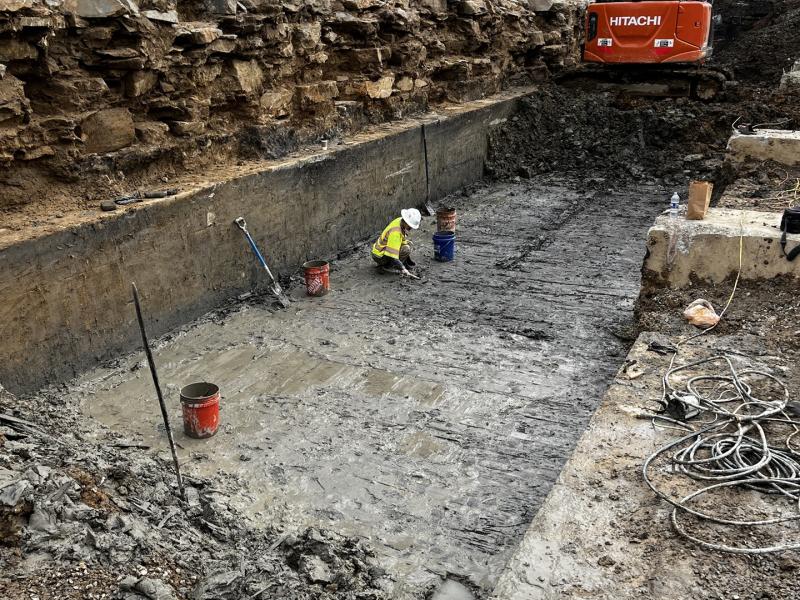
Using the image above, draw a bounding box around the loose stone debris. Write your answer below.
[0,383,392,600]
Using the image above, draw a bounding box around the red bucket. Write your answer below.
[436,208,456,233]
[180,382,220,439]
[303,260,330,296]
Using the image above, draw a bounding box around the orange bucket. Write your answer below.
[436,208,456,232]
[180,382,220,439]
[303,260,330,296]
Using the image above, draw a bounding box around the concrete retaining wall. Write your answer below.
[642,208,800,289]
[0,89,529,395]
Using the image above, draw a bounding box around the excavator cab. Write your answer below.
[584,1,713,65]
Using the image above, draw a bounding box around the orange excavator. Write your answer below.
[565,1,730,99]
[585,1,713,65]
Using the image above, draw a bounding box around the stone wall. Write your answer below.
[0,0,583,209]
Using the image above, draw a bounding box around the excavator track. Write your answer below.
[555,64,733,101]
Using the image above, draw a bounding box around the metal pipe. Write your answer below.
[131,282,186,502]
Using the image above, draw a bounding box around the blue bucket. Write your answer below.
[433,231,456,262]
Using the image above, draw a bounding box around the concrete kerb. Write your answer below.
[642,208,800,289]
[0,87,532,395]
[727,129,800,167]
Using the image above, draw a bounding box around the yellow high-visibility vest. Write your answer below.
[372,217,406,259]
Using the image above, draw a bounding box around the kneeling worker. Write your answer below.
[372,208,421,278]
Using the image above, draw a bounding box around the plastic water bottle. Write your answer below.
[669,192,680,219]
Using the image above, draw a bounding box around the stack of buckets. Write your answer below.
[434,208,456,261]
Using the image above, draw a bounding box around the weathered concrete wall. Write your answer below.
[642,208,800,289]
[0,89,525,395]
[727,129,800,166]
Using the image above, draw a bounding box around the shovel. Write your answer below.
[234,217,291,308]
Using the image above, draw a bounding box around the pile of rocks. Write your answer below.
[0,383,390,599]
[0,0,582,192]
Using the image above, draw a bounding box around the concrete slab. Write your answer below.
[727,129,800,166]
[61,176,667,597]
[642,207,800,288]
[492,333,798,600]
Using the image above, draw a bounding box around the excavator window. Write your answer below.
[588,12,598,41]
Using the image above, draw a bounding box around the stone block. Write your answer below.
[296,80,339,104]
[1,0,36,11]
[169,120,206,136]
[0,39,39,61]
[0,73,29,125]
[395,76,413,92]
[63,0,139,18]
[528,0,555,11]
[176,23,223,45]
[134,121,169,144]
[364,75,394,99]
[528,29,545,47]
[231,59,263,94]
[142,9,178,23]
[419,0,447,13]
[205,0,236,14]
[124,70,158,98]
[341,0,380,8]
[208,37,238,54]
[260,88,293,117]
[17,145,55,161]
[193,63,223,86]
[292,22,321,49]
[459,0,486,15]
[81,108,135,154]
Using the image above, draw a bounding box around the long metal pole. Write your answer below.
[131,282,186,501]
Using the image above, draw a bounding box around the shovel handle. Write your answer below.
[234,217,278,284]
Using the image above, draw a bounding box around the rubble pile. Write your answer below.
[0,0,582,210]
[0,384,390,599]
[486,84,799,187]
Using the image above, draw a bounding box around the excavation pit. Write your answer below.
[60,176,666,596]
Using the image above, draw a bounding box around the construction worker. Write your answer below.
[372,208,421,277]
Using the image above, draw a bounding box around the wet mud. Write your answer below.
[67,175,668,596]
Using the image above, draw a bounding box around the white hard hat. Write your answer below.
[401,208,421,229]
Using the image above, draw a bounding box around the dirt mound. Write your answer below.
[486,87,731,184]
[714,0,800,85]
[486,79,799,189]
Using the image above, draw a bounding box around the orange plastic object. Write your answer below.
[584,1,712,64]
[180,382,220,439]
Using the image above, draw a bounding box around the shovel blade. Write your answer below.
[272,284,291,308]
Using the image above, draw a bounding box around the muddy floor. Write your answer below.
[56,175,667,597]
[494,332,800,600]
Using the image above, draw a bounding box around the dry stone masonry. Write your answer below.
[0,0,583,209]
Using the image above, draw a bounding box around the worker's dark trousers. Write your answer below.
[372,244,413,268]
